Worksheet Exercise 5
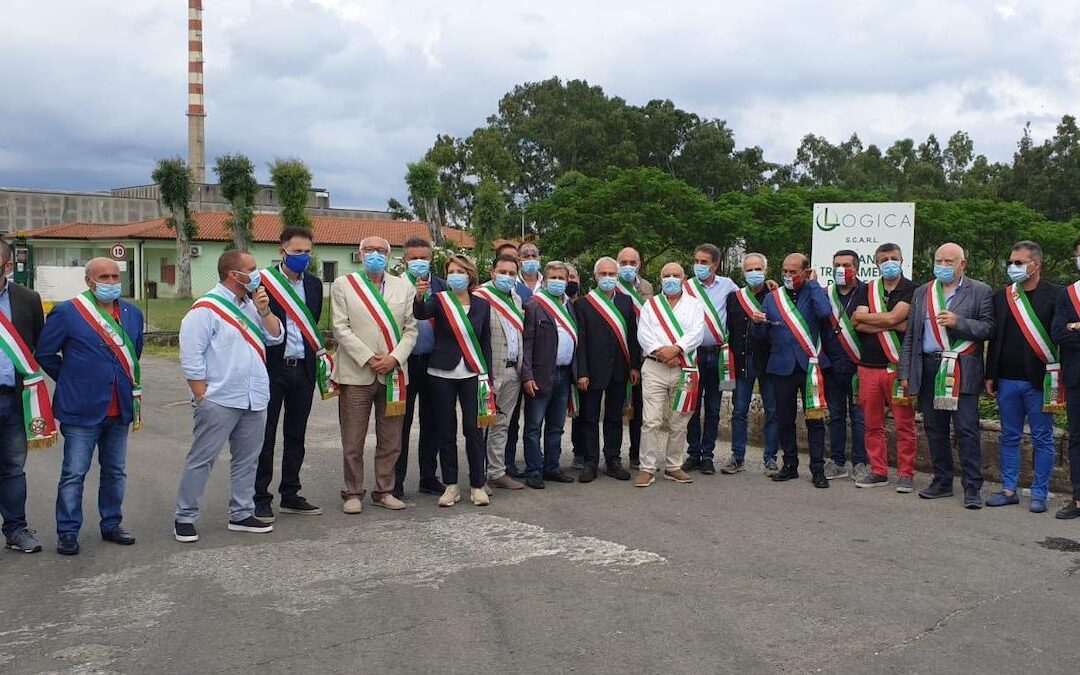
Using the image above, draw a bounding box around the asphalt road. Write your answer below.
[1,355,1078,674]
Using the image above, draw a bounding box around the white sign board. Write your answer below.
[811,203,915,284]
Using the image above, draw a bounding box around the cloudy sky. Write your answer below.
[2,0,1078,210]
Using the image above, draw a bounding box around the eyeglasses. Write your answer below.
[1006,260,1030,267]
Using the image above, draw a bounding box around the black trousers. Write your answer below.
[581,379,627,466]
[1068,387,1080,502]
[256,362,315,506]
[395,354,440,491]
[774,369,826,474]
[918,360,983,490]
[429,375,486,489]
[572,415,585,458]
[629,382,643,463]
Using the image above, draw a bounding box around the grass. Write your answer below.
[142,343,179,360]
[140,297,334,333]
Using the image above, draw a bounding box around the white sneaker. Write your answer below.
[438,484,462,507]
[372,494,406,510]
[342,497,363,514]
[470,487,490,506]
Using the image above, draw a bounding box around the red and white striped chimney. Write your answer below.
[187,0,206,183]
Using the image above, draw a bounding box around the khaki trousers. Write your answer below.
[486,363,521,480]
[338,382,403,501]
[640,358,692,474]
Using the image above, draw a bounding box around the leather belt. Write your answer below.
[0,385,15,396]
[283,357,305,367]
[505,360,518,369]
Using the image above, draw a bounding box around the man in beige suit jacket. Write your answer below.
[332,237,418,513]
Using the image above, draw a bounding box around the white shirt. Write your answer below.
[497,313,521,362]
[555,321,575,367]
[428,303,475,379]
[180,283,285,410]
[693,275,738,347]
[638,292,705,359]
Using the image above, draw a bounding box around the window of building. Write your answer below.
[322,260,337,281]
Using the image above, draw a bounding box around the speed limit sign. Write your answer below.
[110,243,126,260]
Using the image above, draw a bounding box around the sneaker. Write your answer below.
[228,516,274,533]
[851,463,871,482]
[470,487,490,506]
[699,459,716,475]
[173,521,198,543]
[918,483,954,499]
[5,528,42,553]
[604,460,631,481]
[634,471,655,488]
[57,534,80,556]
[855,473,889,488]
[823,459,848,480]
[681,456,701,472]
[372,494,407,510]
[525,475,545,489]
[896,476,915,493]
[1030,498,1048,514]
[964,487,983,509]
[280,497,322,515]
[571,456,585,471]
[438,484,462,507]
[764,459,779,477]
[985,491,1019,507]
[342,497,363,514]
[488,474,525,490]
[254,503,275,522]
[719,456,745,475]
[664,468,694,483]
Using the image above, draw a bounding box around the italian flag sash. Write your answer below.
[827,283,862,363]
[684,278,736,391]
[868,279,914,406]
[472,283,523,335]
[192,292,267,363]
[534,289,580,418]
[585,290,635,419]
[735,287,763,316]
[71,292,142,430]
[1005,283,1065,412]
[0,309,57,448]
[261,268,338,400]
[772,288,827,419]
[648,295,699,414]
[345,273,407,416]
[617,278,646,317]
[435,291,497,427]
[926,280,977,411]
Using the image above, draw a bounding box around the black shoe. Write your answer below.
[279,497,323,515]
[771,466,799,482]
[391,487,405,500]
[525,475,545,489]
[418,479,446,495]
[174,521,198,543]
[812,472,830,489]
[1056,503,1080,519]
[578,464,598,483]
[918,483,954,499]
[254,502,275,522]
[506,464,526,478]
[57,535,79,556]
[101,529,136,545]
[682,456,701,472]
[544,470,575,484]
[605,461,631,481]
[228,516,274,534]
[964,488,982,509]
[699,459,716,475]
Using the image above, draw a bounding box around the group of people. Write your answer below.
[2,229,1080,555]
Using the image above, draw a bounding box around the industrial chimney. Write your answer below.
[187,0,206,183]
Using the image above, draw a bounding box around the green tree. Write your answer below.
[213,153,258,249]
[386,198,414,220]
[406,160,445,246]
[470,179,506,267]
[269,158,313,229]
[151,157,197,298]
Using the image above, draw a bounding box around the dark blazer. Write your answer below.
[415,291,493,374]
[1051,284,1080,390]
[751,283,833,377]
[821,281,863,375]
[36,298,144,426]
[726,286,769,378]
[574,291,640,390]
[987,280,1061,390]
[899,277,994,396]
[522,294,579,393]
[3,283,45,410]
[264,270,323,381]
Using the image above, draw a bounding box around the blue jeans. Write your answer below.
[997,378,1055,499]
[524,368,570,476]
[825,369,866,465]
[56,418,129,537]
[686,348,722,460]
[0,394,29,537]
[731,357,779,463]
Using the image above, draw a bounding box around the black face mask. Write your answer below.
[566,281,580,298]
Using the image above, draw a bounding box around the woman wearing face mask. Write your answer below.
[414,255,494,507]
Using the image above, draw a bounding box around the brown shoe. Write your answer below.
[488,474,524,490]
[372,494,407,510]
[664,468,694,483]
[634,471,655,488]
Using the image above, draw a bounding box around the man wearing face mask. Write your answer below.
[501,241,533,478]
[518,243,543,299]
[34,258,142,555]
[985,241,1061,512]
[851,243,917,491]
[332,237,418,514]
[616,247,655,470]
[899,243,994,509]
[721,253,780,476]
[175,250,283,543]
[394,236,449,499]
[1051,237,1080,520]
[752,253,833,488]
[566,263,589,470]
[253,227,326,523]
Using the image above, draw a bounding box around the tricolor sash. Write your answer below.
[616,278,646,317]
[472,283,524,335]
[585,290,635,419]
[1005,282,1065,412]
[192,292,267,363]
[734,287,763,316]
[867,279,913,406]
[684,278,736,391]
[0,308,57,448]
[344,273,407,416]
[827,283,862,364]
[435,291,497,427]
[772,288,827,419]
[261,268,338,400]
[534,290,580,418]
[647,295,699,414]
[926,280,977,411]
[71,292,143,430]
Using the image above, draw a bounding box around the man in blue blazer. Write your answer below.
[752,253,833,488]
[36,257,144,555]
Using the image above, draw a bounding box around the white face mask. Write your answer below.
[1075,256,1080,272]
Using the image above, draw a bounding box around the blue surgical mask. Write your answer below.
[597,276,618,293]
[745,271,766,288]
[407,259,430,278]
[618,265,637,282]
[92,282,122,302]
[235,269,261,293]
[493,274,515,293]
[1007,263,1030,284]
[933,264,955,284]
[693,264,712,282]
[447,273,469,292]
[283,252,311,275]
[661,277,682,296]
[879,260,902,280]
[522,259,541,275]
[546,279,567,296]
[363,251,388,274]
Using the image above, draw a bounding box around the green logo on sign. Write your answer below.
[816,207,840,232]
